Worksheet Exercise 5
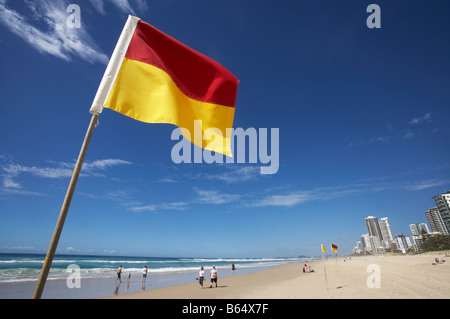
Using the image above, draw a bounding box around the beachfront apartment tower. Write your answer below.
[425,207,448,235]
[409,223,430,236]
[394,234,412,253]
[365,216,383,239]
[432,191,450,235]
[379,217,394,248]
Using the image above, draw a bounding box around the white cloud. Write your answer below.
[401,131,415,139]
[0,158,132,194]
[208,166,261,183]
[2,175,22,189]
[194,189,241,205]
[129,202,189,212]
[404,179,450,191]
[82,159,132,171]
[251,185,365,208]
[3,164,73,179]
[370,136,390,143]
[0,0,109,64]
[253,192,313,207]
[88,0,149,15]
[130,205,157,212]
[408,112,432,125]
[0,245,37,251]
[110,0,136,14]
[187,166,261,183]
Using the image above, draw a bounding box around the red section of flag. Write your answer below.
[125,20,239,107]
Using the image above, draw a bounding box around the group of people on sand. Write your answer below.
[302,263,314,273]
[115,264,238,290]
[197,265,219,288]
[432,257,446,265]
[196,264,237,288]
[115,265,148,288]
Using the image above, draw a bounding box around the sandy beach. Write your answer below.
[107,252,449,299]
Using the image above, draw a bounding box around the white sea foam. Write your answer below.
[0,254,308,283]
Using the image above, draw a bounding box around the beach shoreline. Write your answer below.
[0,260,292,299]
[106,252,450,299]
[1,252,448,299]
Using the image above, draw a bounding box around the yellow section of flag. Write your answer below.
[321,244,327,253]
[104,58,235,156]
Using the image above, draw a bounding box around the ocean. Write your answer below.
[0,253,307,299]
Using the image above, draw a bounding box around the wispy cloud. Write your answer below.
[408,112,432,125]
[185,165,261,184]
[129,202,189,212]
[251,185,364,207]
[3,164,73,180]
[400,130,415,140]
[206,166,261,183]
[0,245,38,252]
[370,136,390,143]
[253,192,313,207]
[250,174,450,207]
[88,0,148,15]
[194,189,241,205]
[404,179,450,191]
[0,158,132,194]
[348,112,435,147]
[0,0,109,64]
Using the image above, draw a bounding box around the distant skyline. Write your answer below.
[1,1,449,258]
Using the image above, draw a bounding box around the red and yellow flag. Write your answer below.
[331,244,338,253]
[90,16,239,156]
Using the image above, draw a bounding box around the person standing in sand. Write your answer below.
[115,265,123,284]
[142,265,148,289]
[210,265,218,288]
[198,266,205,288]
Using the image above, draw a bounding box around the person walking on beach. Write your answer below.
[210,265,218,288]
[115,265,123,284]
[142,265,148,290]
[198,266,205,288]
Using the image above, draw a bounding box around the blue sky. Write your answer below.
[0,0,449,258]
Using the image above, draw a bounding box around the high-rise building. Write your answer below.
[379,217,394,248]
[419,223,429,234]
[410,223,420,236]
[430,191,450,235]
[361,233,382,254]
[365,216,383,239]
[353,241,364,255]
[425,207,447,234]
[394,234,412,253]
[410,222,430,236]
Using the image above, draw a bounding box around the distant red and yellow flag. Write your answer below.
[90,16,239,156]
[331,244,338,253]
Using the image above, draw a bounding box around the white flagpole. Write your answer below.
[321,247,329,290]
[33,113,99,299]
